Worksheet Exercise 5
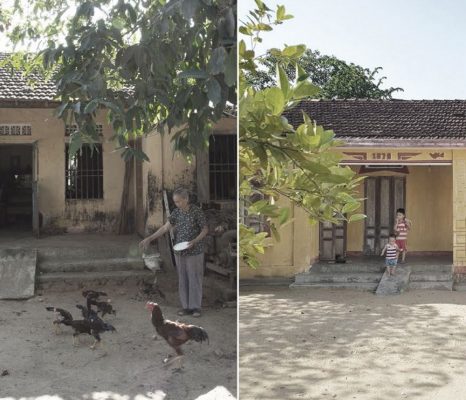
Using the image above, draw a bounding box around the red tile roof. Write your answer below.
[0,53,57,103]
[286,99,466,140]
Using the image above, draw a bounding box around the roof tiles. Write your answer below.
[286,99,466,139]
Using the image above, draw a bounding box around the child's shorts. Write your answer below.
[385,259,397,267]
[396,240,407,251]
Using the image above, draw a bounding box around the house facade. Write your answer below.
[0,55,236,237]
[240,99,466,283]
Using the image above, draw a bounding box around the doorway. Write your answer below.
[0,144,34,231]
[364,176,405,255]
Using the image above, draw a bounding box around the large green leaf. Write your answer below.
[206,78,221,106]
[208,47,227,75]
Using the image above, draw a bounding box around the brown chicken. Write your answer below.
[145,301,209,369]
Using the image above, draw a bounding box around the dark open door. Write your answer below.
[32,141,39,237]
[320,220,347,261]
[364,176,405,255]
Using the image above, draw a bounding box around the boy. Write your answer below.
[381,234,400,276]
[394,208,412,263]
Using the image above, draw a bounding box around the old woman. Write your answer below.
[139,187,208,317]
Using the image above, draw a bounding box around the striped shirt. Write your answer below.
[385,243,399,260]
[396,219,409,240]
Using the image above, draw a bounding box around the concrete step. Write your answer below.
[295,272,382,284]
[409,281,453,290]
[409,273,453,282]
[310,264,385,273]
[37,246,141,262]
[453,283,466,291]
[39,257,145,273]
[37,270,154,291]
[290,282,378,291]
[376,266,411,296]
[312,263,452,274]
[410,265,452,273]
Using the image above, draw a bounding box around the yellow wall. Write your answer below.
[452,150,466,271]
[346,166,453,252]
[244,157,455,279]
[141,117,236,234]
[0,108,126,232]
[239,201,319,279]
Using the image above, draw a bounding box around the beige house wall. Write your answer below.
[347,165,453,252]
[242,148,455,280]
[1,109,235,234]
[452,150,466,275]
[141,117,236,234]
[240,201,319,279]
[0,107,126,232]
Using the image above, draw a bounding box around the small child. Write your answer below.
[381,234,400,276]
[394,208,412,263]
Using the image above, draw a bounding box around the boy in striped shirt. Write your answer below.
[394,208,412,264]
[381,234,400,276]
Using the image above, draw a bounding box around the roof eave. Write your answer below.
[338,137,466,148]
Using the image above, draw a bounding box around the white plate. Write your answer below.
[173,241,190,251]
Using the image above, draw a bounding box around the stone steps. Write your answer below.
[37,270,154,291]
[291,260,454,292]
[39,257,145,273]
[37,246,141,262]
[409,281,453,290]
[290,282,379,291]
[294,272,382,284]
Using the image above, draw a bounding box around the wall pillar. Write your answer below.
[452,152,466,280]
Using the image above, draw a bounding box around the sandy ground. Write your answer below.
[240,287,466,400]
[0,285,237,400]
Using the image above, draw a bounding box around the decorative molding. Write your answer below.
[0,124,32,136]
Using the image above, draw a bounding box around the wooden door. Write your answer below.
[320,220,347,261]
[364,176,405,255]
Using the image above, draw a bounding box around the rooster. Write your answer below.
[46,306,115,349]
[63,316,116,349]
[145,302,209,369]
[45,306,73,334]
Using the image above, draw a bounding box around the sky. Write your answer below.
[239,0,466,99]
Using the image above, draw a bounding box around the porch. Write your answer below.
[291,254,455,291]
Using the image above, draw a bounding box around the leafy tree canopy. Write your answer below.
[239,1,365,268]
[0,0,237,159]
[247,48,403,99]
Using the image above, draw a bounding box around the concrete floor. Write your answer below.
[0,228,143,251]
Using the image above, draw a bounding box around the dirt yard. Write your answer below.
[240,287,466,400]
[0,284,237,400]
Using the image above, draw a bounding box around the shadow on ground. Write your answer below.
[239,287,466,400]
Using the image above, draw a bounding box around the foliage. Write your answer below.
[247,48,403,99]
[1,0,237,158]
[239,0,365,268]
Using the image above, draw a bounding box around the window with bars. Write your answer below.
[65,144,103,200]
[208,134,236,201]
[65,124,103,137]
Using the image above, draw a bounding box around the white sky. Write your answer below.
[240,0,466,99]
